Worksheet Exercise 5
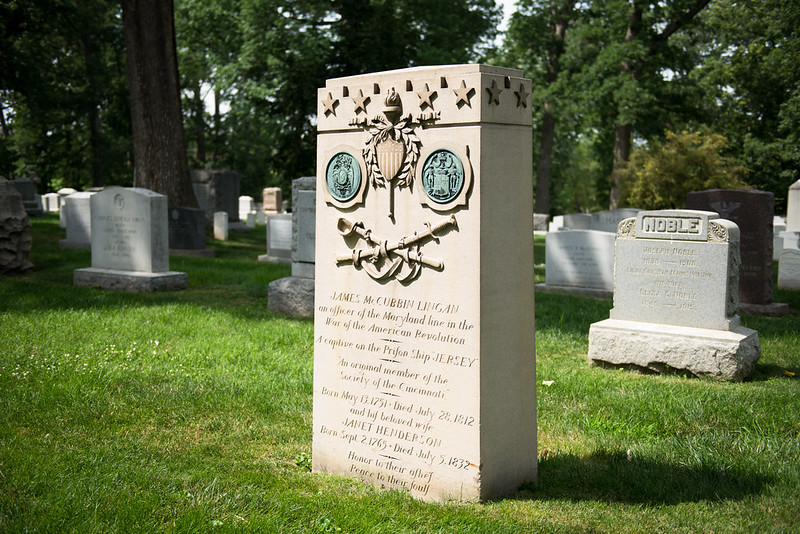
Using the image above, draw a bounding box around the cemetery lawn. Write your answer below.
[2,216,799,533]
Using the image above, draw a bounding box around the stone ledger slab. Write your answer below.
[588,209,760,381]
[312,64,536,501]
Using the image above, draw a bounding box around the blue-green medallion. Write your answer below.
[325,152,361,202]
[421,149,465,204]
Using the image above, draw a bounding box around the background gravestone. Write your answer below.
[259,213,292,263]
[686,189,787,315]
[168,207,212,257]
[539,229,614,298]
[312,64,536,501]
[59,192,95,249]
[73,187,187,291]
[778,179,800,290]
[0,177,34,274]
[12,177,43,217]
[191,169,240,222]
[267,176,316,317]
[262,187,283,214]
[589,209,761,381]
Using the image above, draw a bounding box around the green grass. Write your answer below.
[1,217,798,532]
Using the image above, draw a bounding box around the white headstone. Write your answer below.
[59,192,95,249]
[73,187,187,291]
[312,64,536,501]
[544,229,614,293]
[42,193,61,212]
[778,180,800,289]
[264,213,292,262]
[239,195,255,220]
[589,209,760,380]
[214,211,229,241]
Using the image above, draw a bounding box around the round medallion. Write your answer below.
[421,149,465,204]
[325,152,362,202]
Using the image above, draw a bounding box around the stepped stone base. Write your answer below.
[74,268,188,292]
[268,276,314,317]
[588,319,761,382]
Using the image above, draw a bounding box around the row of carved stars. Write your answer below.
[321,79,530,116]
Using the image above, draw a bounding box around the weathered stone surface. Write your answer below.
[74,268,188,292]
[267,276,315,317]
[588,319,761,381]
[588,209,761,381]
[0,177,34,274]
[312,64,536,502]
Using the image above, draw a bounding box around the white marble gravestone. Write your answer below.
[259,213,292,264]
[73,187,187,291]
[213,211,229,241]
[59,192,95,249]
[588,210,760,381]
[540,229,615,297]
[312,64,537,502]
[778,179,800,290]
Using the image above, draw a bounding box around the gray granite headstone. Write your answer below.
[191,169,240,222]
[540,229,614,298]
[12,177,43,216]
[589,209,761,381]
[268,176,317,318]
[686,189,787,315]
[59,192,95,249]
[590,208,641,233]
[562,213,592,230]
[73,187,187,291]
[260,213,291,263]
[168,206,211,256]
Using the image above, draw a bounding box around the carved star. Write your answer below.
[417,83,437,110]
[486,79,502,105]
[454,80,475,108]
[515,83,530,108]
[352,89,369,114]
[322,92,338,116]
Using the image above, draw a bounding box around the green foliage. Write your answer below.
[620,130,750,209]
[0,0,131,190]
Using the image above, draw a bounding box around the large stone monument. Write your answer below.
[73,187,187,292]
[686,189,787,315]
[312,65,537,501]
[267,176,316,317]
[778,179,800,290]
[588,210,761,381]
[0,177,34,274]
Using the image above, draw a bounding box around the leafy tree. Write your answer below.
[0,0,131,191]
[699,0,800,212]
[620,129,749,210]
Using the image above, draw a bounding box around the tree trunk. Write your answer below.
[535,103,556,214]
[122,0,197,208]
[535,0,575,216]
[193,81,206,165]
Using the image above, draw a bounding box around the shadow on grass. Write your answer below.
[515,450,771,505]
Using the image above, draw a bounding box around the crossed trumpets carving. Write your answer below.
[335,215,457,282]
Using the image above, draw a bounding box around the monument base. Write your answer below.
[257,254,291,265]
[588,319,761,382]
[74,268,188,292]
[535,283,612,300]
[267,276,314,317]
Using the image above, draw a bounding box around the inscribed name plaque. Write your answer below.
[589,209,760,381]
[312,64,537,502]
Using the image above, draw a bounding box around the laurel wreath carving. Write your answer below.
[362,115,421,189]
[617,218,636,239]
[708,221,729,243]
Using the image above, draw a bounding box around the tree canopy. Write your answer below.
[1,0,797,212]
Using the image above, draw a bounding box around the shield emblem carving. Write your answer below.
[375,137,405,182]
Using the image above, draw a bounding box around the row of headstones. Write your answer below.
[541,189,793,315]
